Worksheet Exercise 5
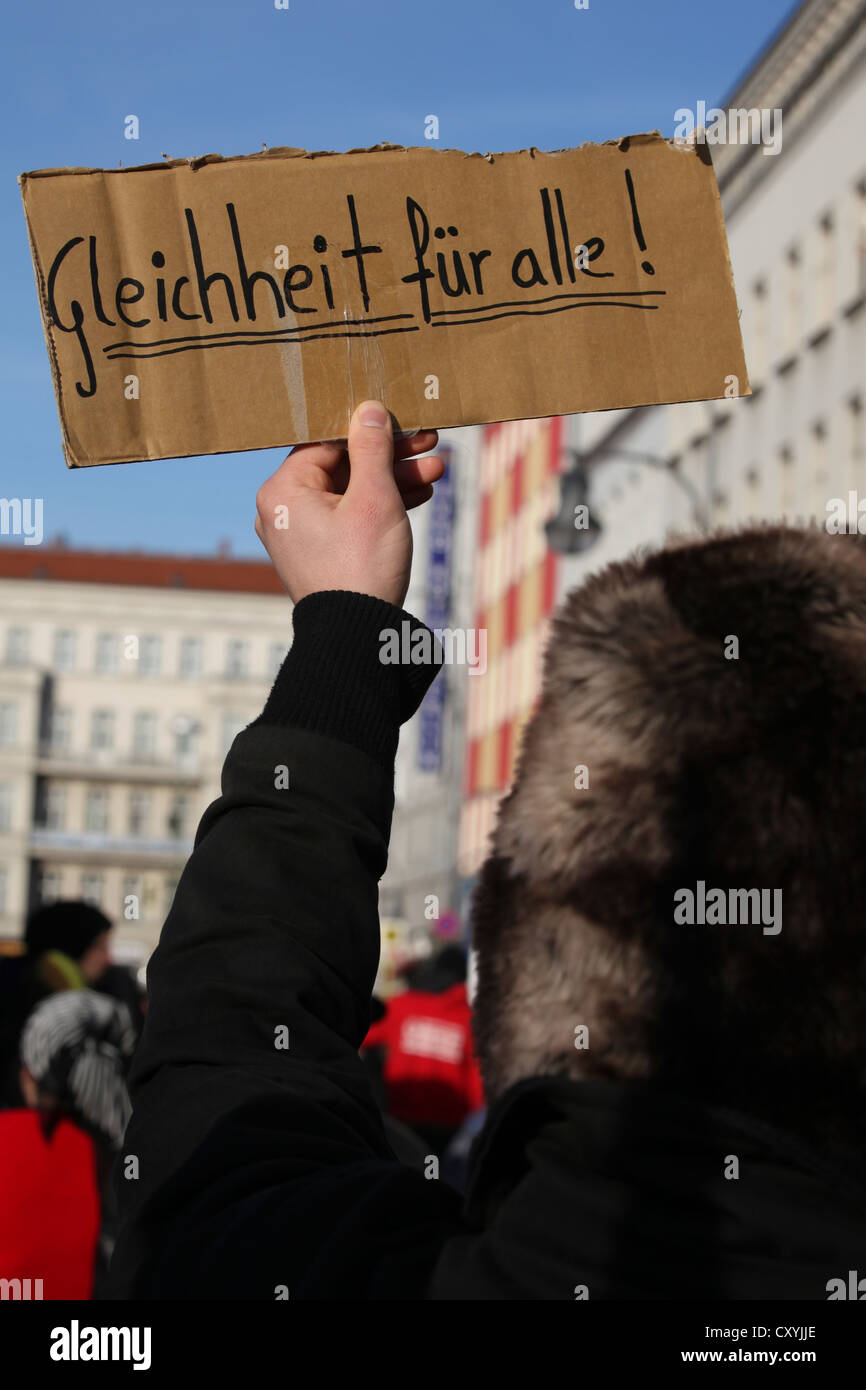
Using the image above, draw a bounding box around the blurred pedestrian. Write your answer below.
[0,901,113,1108]
[17,987,136,1296]
[20,988,135,1151]
[362,946,483,1155]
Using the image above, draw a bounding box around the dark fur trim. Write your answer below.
[471,524,866,1153]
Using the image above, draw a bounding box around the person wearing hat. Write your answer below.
[0,900,113,1109]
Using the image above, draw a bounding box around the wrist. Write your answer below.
[253,590,443,769]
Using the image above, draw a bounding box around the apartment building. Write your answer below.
[560,0,866,581]
[0,546,290,963]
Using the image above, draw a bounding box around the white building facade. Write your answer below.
[0,548,292,964]
[559,0,866,594]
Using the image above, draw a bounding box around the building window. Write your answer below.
[179,637,203,680]
[132,712,157,760]
[815,211,835,329]
[139,636,162,677]
[43,784,67,831]
[122,874,142,916]
[128,790,151,836]
[848,395,864,493]
[82,872,104,906]
[95,632,119,674]
[379,887,404,919]
[164,876,180,916]
[779,442,796,515]
[221,715,246,756]
[39,867,63,904]
[749,279,768,385]
[225,640,250,679]
[811,420,828,493]
[0,702,19,748]
[53,629,77,672]
[47,707,71,753]
[0,783,11,832]
[167,793,190,839]
[172,716,197,765]
[267,642,286,680]
[90,709,115,751]
[5,627,29,667]
[856,177,866,298]
[782,244,801,358]
[85,787,110,833]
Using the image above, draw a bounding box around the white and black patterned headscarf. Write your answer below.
[20,989,136,1149]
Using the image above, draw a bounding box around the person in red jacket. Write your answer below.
[0,1108,101,1300]
[363,946,484,1153]
[0,904,133,1300]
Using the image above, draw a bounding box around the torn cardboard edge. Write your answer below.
[18,129,708,182]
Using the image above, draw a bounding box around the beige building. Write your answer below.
[0,546,291,965]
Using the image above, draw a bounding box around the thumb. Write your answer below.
[344,400,399,504]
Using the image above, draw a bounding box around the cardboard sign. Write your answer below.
[19,135,749,468]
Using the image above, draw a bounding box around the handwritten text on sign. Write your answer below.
[20,138,749,467]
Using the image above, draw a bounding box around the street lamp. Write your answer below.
[545,446,710,555]
[543,459,602,554]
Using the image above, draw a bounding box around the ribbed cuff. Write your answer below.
[251,591,444,769]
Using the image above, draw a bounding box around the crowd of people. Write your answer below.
[0,903,143,1296]
[0,898,482,1297]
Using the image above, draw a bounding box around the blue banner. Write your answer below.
[418,444,455,773]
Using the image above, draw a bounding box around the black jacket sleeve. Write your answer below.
[109,591,464,1300]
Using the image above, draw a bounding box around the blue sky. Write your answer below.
[1,0,797,557]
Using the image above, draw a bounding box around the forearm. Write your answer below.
[110,407,457,1297]
[117,591,441,1210]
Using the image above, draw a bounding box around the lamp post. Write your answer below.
[545,446,710,555]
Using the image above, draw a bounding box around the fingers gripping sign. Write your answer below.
[255,401,445,606]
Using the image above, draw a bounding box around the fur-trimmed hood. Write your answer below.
[471,524,866,1157]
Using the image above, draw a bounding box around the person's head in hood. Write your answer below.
[25,901,113,987]
[470,524,866,1159]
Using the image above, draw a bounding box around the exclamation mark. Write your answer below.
[624,168,654,275]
